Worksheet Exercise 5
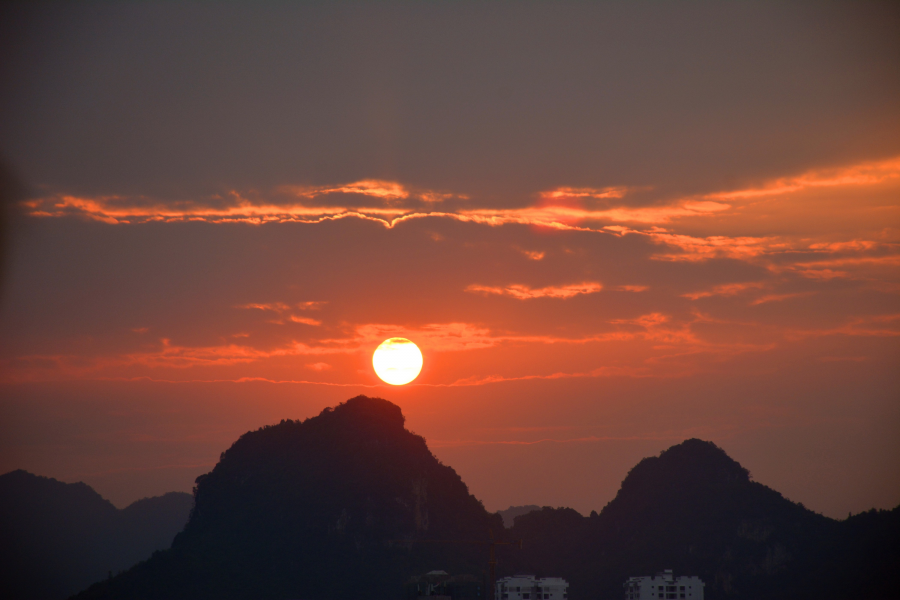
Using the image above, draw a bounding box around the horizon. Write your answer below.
[1,1,899,523]
[1,401,815,519]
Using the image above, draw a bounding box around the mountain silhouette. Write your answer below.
[74,396,503,600]
[504,439,900,599]
[14,399,895,600]
[0,470,192,600]
[496,505,540,529]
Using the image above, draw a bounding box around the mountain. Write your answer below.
[18,399,896,600]
[74,396,504,600]
[496,505,540,529]
[502,439,900,600]
[0,470,192,600]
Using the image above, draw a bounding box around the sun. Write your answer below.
[372,338,423,385]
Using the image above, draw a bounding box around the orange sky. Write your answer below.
[0,1,898,519]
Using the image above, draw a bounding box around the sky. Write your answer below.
[0,1,898,519]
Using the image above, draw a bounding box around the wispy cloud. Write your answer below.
[750,292,813,305]
[521,249,545,261]
[465,282,603,300]
[705,156,900,201]
[236,301,325,325]
[288,316,322,326]
[2,308,780,384]
[539,186,632,200]
[284,179,408,201]
[21,157,900,251]
[683,282,766,300]
[786,314,900,340]
[459,200,731,228]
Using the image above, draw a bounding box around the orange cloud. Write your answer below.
[750,292,813,305]
[286,179,409,201]
[616,285,649,292]
[643,232,776,261]
[349,322,500,353]
[27,194,376,225]
[296,301,327,310]
[795,269,849,280]
[683,282,766,300]
[21,156,900,263]
[419,191,463,203]
[236,302,293,312]
[460,200,731,228]
[236,301,325,325]
[2,309,781,385]
[705,156,900,201]
[786,314,900,340]
[288,316,322,326]
[465,282,603,300]
[23,192,733,230]
[808,241,880,252]
[610,312,670,328]
[539,186,631,200]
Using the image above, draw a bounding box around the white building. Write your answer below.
[624,570,704,600]
[497,575,568,600]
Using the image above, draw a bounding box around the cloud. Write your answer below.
[705,156,900,201]
[419,191,462,203]
[459,200,731,228]
[236,301,325,325]
[236,302,293,312]
[641,231,776,261]
[20,157,900,263]
[610,312,670,328]
[306,362,332,371]
[465,282,603,300]
[616,285,649,292]
[539,186,631,200]
[288,316,322,326]
[350,322,500,352]
[1,310,780,384]
[683,282,765,300]
[750,292,813,305]
[795,269,849,280]
[20,186,730,230]
[285,179,409,201]
[786,314,900,340]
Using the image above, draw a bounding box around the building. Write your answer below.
[405,570,483,600]
[624,570,703,600]
[496,575,568,600]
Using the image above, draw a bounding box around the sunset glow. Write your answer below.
[0,1,897,528]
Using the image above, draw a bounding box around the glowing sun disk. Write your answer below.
[373,338,423,385]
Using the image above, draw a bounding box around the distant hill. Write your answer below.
[75,396,504,600]
[0,470,192,600]
[502,439,900,600]
[496,505,541,528]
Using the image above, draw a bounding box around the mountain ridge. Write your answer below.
[0,470,193,600]
[3,398,897,600]
[504,438,899,599]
